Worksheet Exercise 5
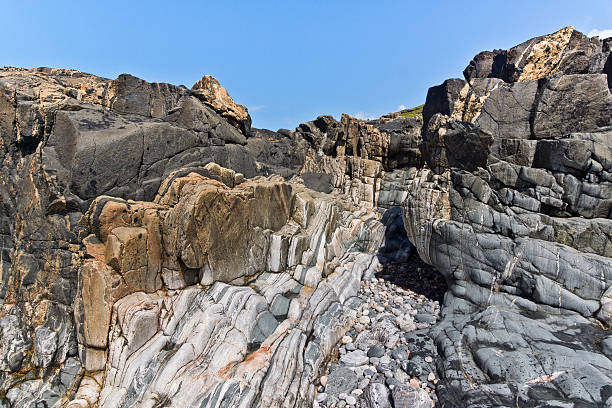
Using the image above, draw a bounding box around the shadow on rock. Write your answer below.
[376,206,448,303]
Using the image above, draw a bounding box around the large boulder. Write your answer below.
[191,75,252,135]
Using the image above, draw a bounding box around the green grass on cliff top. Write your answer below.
[399,104,424,118]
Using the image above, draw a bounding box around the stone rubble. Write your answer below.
[314,255,444,408]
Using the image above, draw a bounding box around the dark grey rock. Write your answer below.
[300,172,333,194]
[463,49,506,81]
[422,78,466,127]
[475,80,537,140]
[533,74,612,139]
[251,312,279,345]
[601,336,612,358]
[326,367,359,396]
[377,207,413,263]
[269,294,290,318]
[391,346,410,361]
[414,313,435,324]
[402,361,423,378]
[367,345,385,358]
[385,377,400,388]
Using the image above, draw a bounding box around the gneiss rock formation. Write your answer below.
[0,67,260,407]
[0,24,610,408]
[0,65,417,407]
[405,26,612,407]
[75,170,385,407]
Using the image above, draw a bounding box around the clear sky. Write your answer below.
[2,1,611,130]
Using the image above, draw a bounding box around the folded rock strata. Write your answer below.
[1,24,611,408]
[72,170,384,407]
[405,26,612,407]
[0,66,390,407]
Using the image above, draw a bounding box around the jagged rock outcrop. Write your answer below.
[191,75,252,135]
[247,113,423,209]
[71,168,384,407]
[2,24,611,408]
[404,26,612,407]
[0,66,400,408]
[0,67,283,407]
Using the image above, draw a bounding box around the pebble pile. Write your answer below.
[314,258,446,408]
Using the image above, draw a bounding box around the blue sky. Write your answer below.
[2,1,611,130]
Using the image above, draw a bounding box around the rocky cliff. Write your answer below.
[0,25,610,408]
[0,65,416,407]
[405,26,612,407]
[0,67,261,407]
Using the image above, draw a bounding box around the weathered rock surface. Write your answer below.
[74,171,385,407]
[406,26,612,407]
[191,75,252,135]
[248,113,423,209]
[0,66,387,407]
[2,24,611,408]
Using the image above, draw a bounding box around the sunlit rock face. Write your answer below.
[0,67,258,407]
[247,113,424,212]
[0,67,389,407]
[404,26,612,407]
[71,169,384,407]
[191,75,252,136]
[0,25,611,408]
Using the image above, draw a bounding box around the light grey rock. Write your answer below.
[0,313,30,373]
[340,350,369,367]
[33,326,58,368]
[391,385,433,408]
[598,285,612,324]
[365,382,392,408]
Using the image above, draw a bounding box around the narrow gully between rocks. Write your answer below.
[313,207,448,408]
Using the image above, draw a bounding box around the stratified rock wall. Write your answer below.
[248,113,423,209]
[71,170,384,407]
[1,25,611,408]
[0,68,271,407]
[404,26,612,407]
[0,66,394,408]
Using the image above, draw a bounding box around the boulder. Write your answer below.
[191,75,252,135]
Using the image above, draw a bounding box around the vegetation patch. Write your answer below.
[399,104,424,118]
